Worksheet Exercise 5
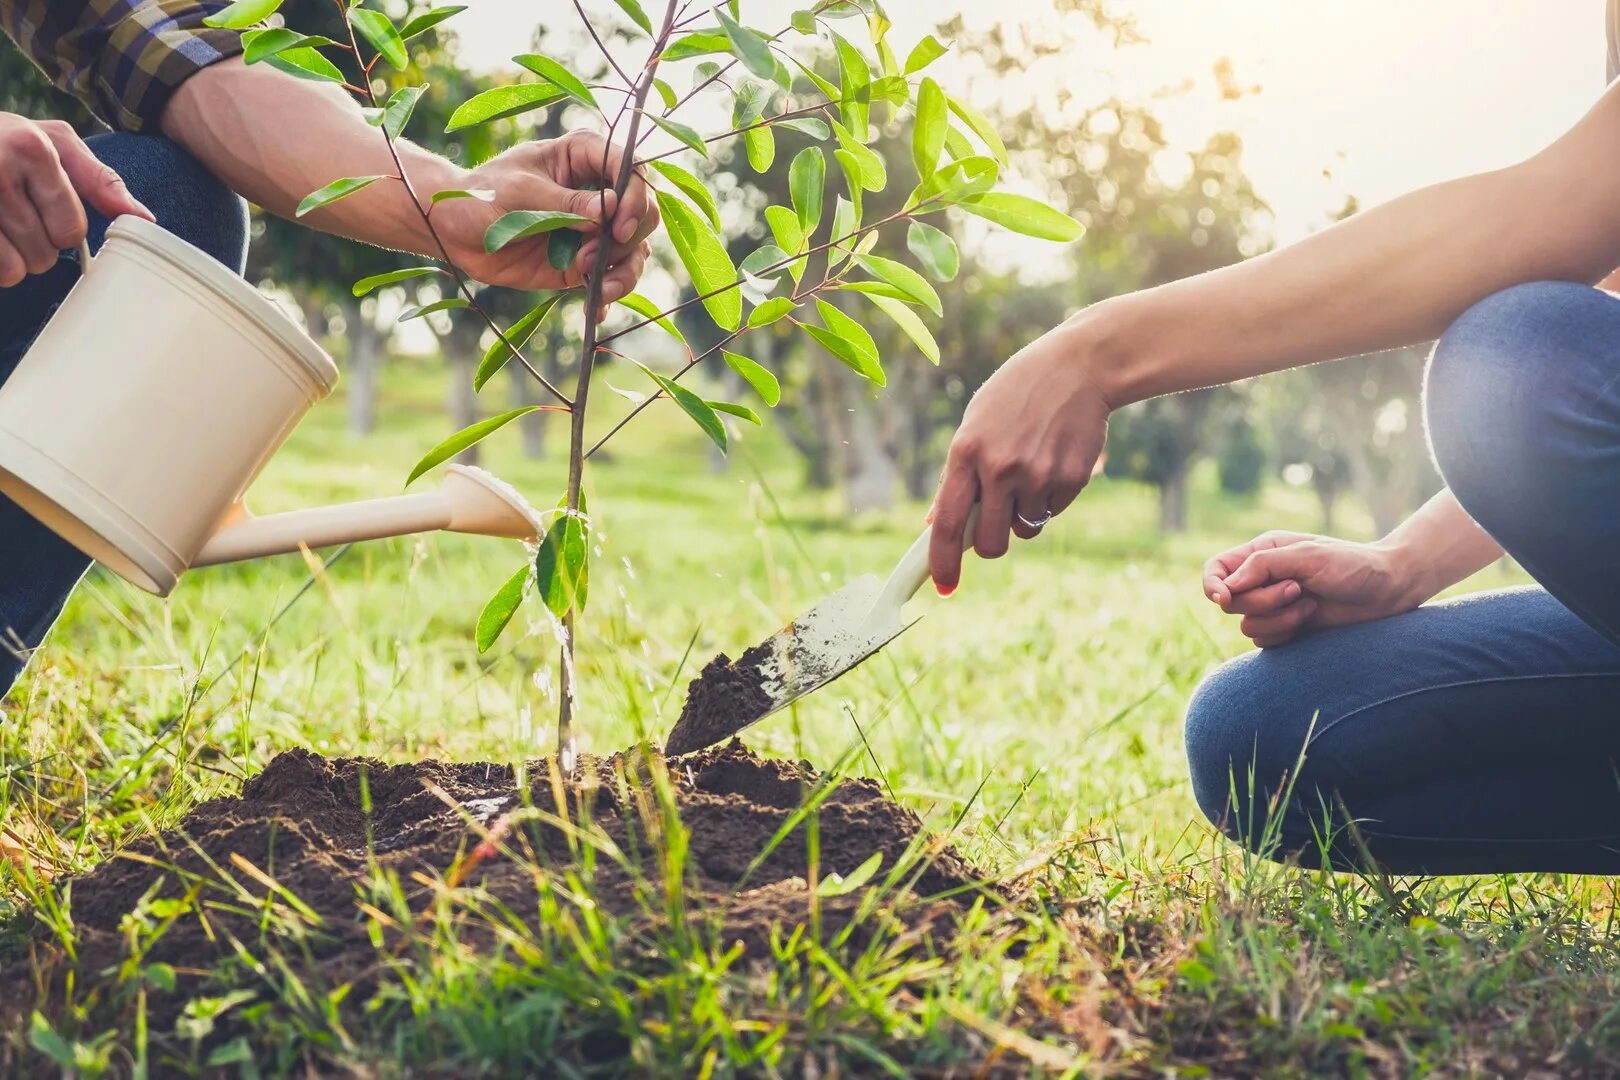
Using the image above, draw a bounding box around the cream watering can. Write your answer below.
[0,215,541,596]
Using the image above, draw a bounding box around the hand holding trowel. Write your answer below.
[664,510,982,756]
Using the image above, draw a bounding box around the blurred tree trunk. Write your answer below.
[442,316,484,465]
[509,359,547,459]
[343,299,383,437]
[844,393,897,513]
[1159,466,1190,533]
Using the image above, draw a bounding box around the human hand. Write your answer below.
[926,318,1111,594]
[0,114,153,286]
[432,129,658,304]
[1203,531,1429,648]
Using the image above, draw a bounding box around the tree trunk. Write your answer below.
[442,317,484,465]
[509,361,547,459]
[844,392,898,514]
[1159,468,1190,533]
[1316,485,1339,534]
[343,299,382,437]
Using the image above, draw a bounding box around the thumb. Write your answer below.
[47,128,152,222]
[545,181,615,230]
[1225,545,1315,595]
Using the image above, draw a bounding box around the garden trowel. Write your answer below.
[665,512,973,756]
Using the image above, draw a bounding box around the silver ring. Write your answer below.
[1016,510,1054,530]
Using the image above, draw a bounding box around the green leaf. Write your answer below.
[816,851,882,896]
[833,280,916,303]
[740,243,788,280]
[352,265,441,296]
[943,125,974,161]
[203,0,282,29]
[708,400,762,425]
[725,350,781,404]
[548,229,583,271]
[663,31,731,61]
[805,299,884,385]
[649,116,708,158]
[515,53,598,109]
[483,209,590,253]
[790,55,842,103]
[648,161,720,230]
[776,117,830,140]
[241,28,333,65]
[535,500,588,618]
[205,1037,256,1067]
[620,292,688,347]
[947,93,1008,166]
[828,193,857,266]
[959,192,1085,242]
[904,35,947,74]
[477,564,529,652]
[765,205,804,254]
[790,8,817,33]
[715,7,776,79]
[832,33,871,140]
[398,5,465,41]
[398,297,468,322]
[636,362,727,453]
[379,84,424,139]
[907,220,959,280]
[446,84,562,131]
[653,77,678,110]
[789,147,824,236]
[732,79,769,126]
[350,8,407,70]
[407,407,542,485]
[746,297,795,330]
[862,75,909,107]
[296,175,385,217]
[857,253,941,315]
[868,293,939,363]
[744,124,775,172]
[655,191,740,331]
[28,1013,74,1067]
[912,77,947,181]
[611,0,653,34]
[911,154,997,207]
[830,119,886,191]
[266,46,346,84]
[430,187,495,205]
[475,293,562,389]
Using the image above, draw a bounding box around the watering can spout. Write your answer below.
[192,465,541,568]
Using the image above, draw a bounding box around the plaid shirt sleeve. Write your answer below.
[0,1,244,133]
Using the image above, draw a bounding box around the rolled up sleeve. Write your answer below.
[2,1,244,133]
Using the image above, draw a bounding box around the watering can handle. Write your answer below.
[77,239,92,272]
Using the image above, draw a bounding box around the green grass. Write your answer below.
[5,356,1619,1077]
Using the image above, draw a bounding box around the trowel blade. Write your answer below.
[663,574,912,756]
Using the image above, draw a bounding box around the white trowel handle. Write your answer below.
[870,505,980,617]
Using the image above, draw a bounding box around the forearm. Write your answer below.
[160,59,463,254]
[1376,488,1504,604]
[1083,83,1620,406]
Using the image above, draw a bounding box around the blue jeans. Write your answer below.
[1186,281,1620,875]
[0,133,246,695]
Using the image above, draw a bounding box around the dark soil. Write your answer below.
[664,642,776,755]
[13,741,984,1049]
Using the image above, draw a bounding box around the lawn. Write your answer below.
[4,357,1617,1078]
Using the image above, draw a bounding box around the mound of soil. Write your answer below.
[27,742,984,1013]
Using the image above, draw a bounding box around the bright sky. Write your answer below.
[451,0,1602,243]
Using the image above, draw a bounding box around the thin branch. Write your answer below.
[632,101,833,168]
[574,0,635,86]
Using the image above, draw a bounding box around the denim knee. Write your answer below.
[82,133,247,272]
[1424,281,1619,531]
[1184,652,1299,844]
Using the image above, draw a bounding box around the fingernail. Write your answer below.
[1284,582,1301,599]
[1208,590,1221,604]
[936,582,956,598]
[602,281,625,303]
[134,199,155,220]
[615,215,637,243]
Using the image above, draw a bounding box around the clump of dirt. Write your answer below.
[24,741,984,1021]
[664,641,776,755]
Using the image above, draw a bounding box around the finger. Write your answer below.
[1223,579,1302,616]
[0,235,25,286]
[21,147,88,250]
[928,459,977,595]
[615,166,654,244]
[1241,598,1317,644]
[1010,487,1048,541]
[1225,545,1316,595]
[601,246,649,304]
[47,125,150,222]
[0,196,57,274]
[973,469,1015,561]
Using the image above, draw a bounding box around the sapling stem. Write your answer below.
[556,0,682,755]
